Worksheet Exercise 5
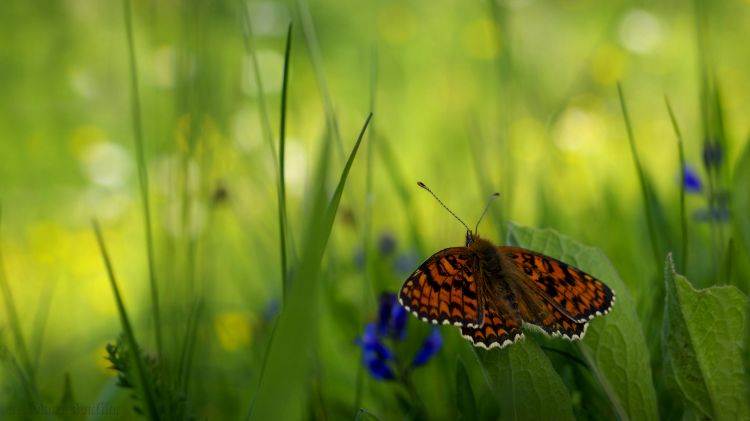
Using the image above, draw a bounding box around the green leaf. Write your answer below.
[354,408,380,421]
[476,341,575,421]
[455,358,478,421]
[507,222,659,421]
[662,254,750,420]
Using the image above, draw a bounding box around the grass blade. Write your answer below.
[0,207,34,384]
[122,0,163,358]
[665,96,688,274]
[295,0,344,159]
[248,113,372,421]
[617,83,661,272]
[278,22,292,303]
[92,220,159,420]
[354,46,378,415]
[239,0,279,172]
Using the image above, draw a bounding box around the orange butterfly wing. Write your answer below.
[459,307,523,349]
[499,246,615,323]
[399,248,483,328]
[534,300,588,340]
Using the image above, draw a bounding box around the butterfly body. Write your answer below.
[399,232,615,350]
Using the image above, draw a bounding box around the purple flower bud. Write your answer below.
[411,327,443,367]
[682,165,702,193]
[376,293,408,340]
[356,323,396,380]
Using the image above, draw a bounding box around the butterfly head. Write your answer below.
[465,230,477,246]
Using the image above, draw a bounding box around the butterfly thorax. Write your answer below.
[466,235,522,322]
[468,237,511,288]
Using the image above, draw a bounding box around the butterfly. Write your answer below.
[398,183,615,349]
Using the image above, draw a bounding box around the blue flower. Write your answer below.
[356,292,443,381]
[376,293,408,340]
[358,323,395,380]
[412,327,443,367]
[681,165,702,193]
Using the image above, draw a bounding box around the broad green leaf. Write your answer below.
[476,340,575,421]
[354,408,380,421]
[455,358,478,421]
[662,254,750,420]
[507,223,658,421]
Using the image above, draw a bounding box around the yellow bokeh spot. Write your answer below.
[463,18,501,60]
[69,125,107,158]
[553,105,607,154]
[214,311,254,351]
[26,222,72,265]
[590,45,626,86]
[378,5,415,45]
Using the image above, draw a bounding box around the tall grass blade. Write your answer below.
[0,207,34,384]
[666,97,688,273]
[92,220,159,420]
[278,22,292,303]
[177,298,203,400]
[249,113,372,421]
[354,46,378,415]
[29,280,55,373]
[0,344,46,418]
[239,0,279,171]
[295,0,344,159]
[617,83,661,272]
[122,0,163,358]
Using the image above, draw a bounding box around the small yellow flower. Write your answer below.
[214,311,254,351]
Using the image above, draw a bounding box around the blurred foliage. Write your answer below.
[1,0,749,419]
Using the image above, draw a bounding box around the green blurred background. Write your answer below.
[1,0,749,419]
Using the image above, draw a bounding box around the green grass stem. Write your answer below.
[666,96,688,274]
[277,22,292,304]
[92,220,159,420]
[0,207,34,384]
[122,0,163,359]
[353,46,378,416]
[295,0,344,159]
[249,113,372,421]
[239,1,279,172]
[29,280,55,373]
[618,83,662,272]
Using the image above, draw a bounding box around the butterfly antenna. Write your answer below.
[417,182,471,233]
[475,192,500,234]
